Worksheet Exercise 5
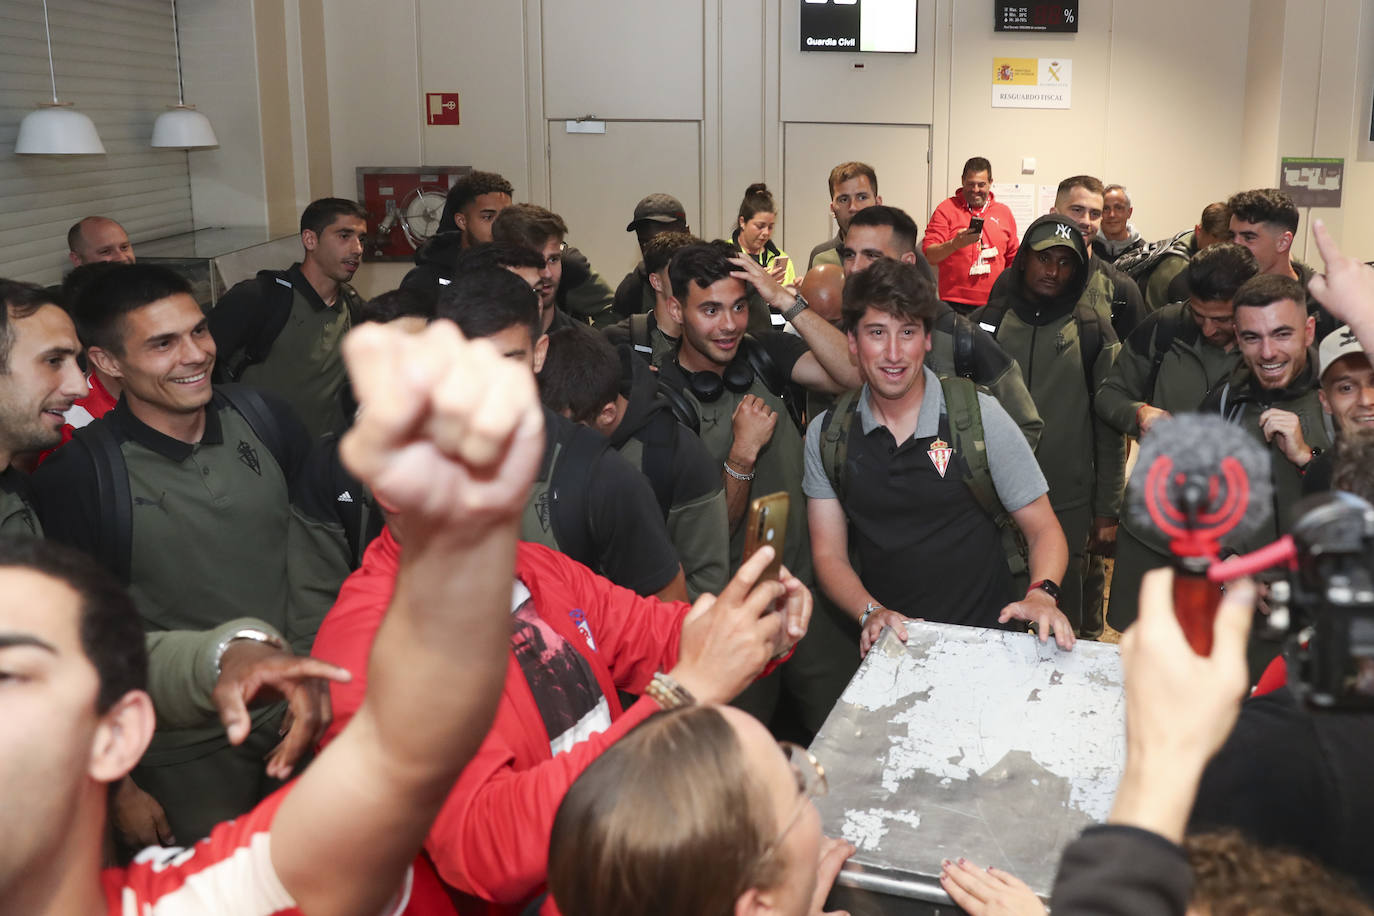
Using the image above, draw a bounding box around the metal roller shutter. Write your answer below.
[0,0,193,286]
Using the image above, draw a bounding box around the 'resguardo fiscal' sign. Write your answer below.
[992,57,1072,109]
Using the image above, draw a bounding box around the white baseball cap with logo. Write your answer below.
[1319,325,1368,382]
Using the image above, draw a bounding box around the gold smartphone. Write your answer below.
[742,491,789,583]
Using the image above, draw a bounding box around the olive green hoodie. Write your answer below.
[984,214,1126,518]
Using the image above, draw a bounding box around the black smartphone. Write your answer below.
[967,216,985,235]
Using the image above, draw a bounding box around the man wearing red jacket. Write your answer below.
[314,517,813,913]
[923,156,1019,310]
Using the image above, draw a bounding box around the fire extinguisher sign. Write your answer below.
[426,93,461,126]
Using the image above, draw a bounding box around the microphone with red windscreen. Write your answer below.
[1126,415,1272,654]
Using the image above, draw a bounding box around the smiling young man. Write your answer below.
[1291,325,1374,494]
[1202,274,1331,552]
[1097,242,1259,629]
[0,314,555,916]
[0,281,85,536]
[842,206,1040,448]
[658,241,859,736]
[31,264,352,846]
[805,258,1072,656]
[209,198,368,439]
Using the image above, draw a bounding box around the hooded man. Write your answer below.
[980,214,1126,635]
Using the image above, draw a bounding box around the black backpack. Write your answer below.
[219,271,362,382]
[1113,230,1192,291]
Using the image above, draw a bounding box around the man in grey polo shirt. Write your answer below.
[210,198,368,438]
[32,264,351,844]
[805,258,1074,656]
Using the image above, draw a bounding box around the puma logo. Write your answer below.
[133,493,168,513]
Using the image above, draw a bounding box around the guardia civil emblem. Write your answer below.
[927,438,953,478]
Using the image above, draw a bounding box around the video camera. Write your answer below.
[1270,491,1374,709]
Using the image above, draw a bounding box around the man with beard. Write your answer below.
[922,156,1018,309]
[1202,273,1332,549]
[982,215,1126,636]
[0,280,85,534]
[210,198,368,438]
[1096,243,1258,629]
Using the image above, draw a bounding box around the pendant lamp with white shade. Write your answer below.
[15,0,106,155]
[151,0,218,149]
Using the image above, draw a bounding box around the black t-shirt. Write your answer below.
[523,408,681,596]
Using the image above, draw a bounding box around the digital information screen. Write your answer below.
[800,0,918,53]
[994,2,1079,33]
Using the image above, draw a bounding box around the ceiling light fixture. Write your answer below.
[150,0,218,149]
[15,0,106,155]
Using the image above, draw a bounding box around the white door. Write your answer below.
[547,120,702,283]
[782,122,932,266]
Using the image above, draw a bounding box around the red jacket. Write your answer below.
[313,531,691,915]
[922,190,1019,306]
[37,373,119,467]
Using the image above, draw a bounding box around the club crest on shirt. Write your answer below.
[535,490,552,531]
[237,441,261,476]
[928,438,953,478]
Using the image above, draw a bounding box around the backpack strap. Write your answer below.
[548,425,613,568]
[636,409,678,519]
[217,384,289,472]
[939,375,1029,583]
[952,312,977,379]
[222,271,295,382]
[976,301,1007,336]
[74,422,133,585]
[1073,302,1106,402]
[629,312,652,354]
[817,389,863,504]
[1143,308,1184,404]
[741,335,806,431]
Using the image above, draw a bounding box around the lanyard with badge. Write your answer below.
[968,202,997,277]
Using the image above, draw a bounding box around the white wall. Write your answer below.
[180,0,270,230]
[181,0,1374,298]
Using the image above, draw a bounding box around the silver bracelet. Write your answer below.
[723,460,755,481]
[646,671,696,710]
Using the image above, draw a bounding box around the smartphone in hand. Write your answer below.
[742,491,788,585]
[967,216,985,236]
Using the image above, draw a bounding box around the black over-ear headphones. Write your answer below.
[684,352,756,402]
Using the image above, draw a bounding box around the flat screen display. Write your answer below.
[801,0,918,53]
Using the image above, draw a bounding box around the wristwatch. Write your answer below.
[1027,579,1063,607]
[859,602,884,628]
[214,627,286,677]
[781,292,809,323]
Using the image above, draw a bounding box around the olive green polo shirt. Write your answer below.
[237,266,355,439]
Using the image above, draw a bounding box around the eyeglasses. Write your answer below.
[759,743,828,861]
